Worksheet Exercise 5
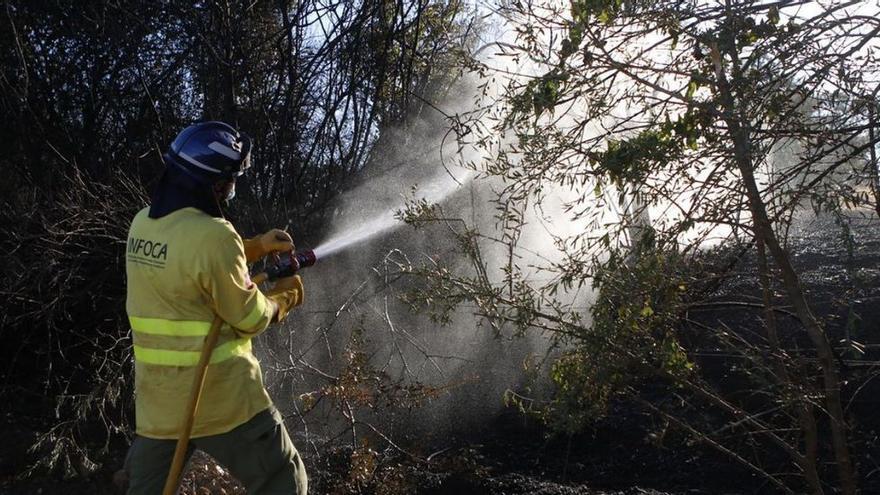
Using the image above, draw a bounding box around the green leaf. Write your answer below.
[667,21,681,50]
[680,218,694,231]
[743,30,759,45]
[570,0,586,22]
[768,5,779,25]
[570,23,584,46]
[640,305,654,317]
[560,38,575,59]
[685,80,698,100]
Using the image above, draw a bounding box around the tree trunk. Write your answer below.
[756,238,823,494]
[709,5,857,485]
[869,104,879,219]
[712,40,856,491]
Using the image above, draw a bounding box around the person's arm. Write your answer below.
[201,230,277,337]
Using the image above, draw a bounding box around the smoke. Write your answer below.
[258,21,597,453]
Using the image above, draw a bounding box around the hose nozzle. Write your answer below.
[291,249,317,272]
[264,249,317,281]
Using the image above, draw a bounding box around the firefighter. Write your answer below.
[123,121,308,494]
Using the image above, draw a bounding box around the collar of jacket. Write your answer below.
[148,167,224,219]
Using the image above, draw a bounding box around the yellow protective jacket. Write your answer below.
[125,206,277,439]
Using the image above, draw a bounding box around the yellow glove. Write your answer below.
[244,229,294,263]
[267,275,304,322]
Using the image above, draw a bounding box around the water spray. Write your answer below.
[252,165,473,284]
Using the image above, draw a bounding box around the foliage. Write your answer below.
[0,170,145,478]
[403,0,880,492]
[0,0,479,482]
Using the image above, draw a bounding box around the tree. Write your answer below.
[401,0,880,492]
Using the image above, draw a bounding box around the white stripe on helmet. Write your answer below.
[177,151,223,174]
[208,141,242,160]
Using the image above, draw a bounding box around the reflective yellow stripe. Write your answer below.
[131,331,207,352]
[234,294,268,332]
[129,316,212,337]
[133,339,252,366]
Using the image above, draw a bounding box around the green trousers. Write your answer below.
[125,407,308,495]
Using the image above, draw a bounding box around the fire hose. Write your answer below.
[161,249,317,495]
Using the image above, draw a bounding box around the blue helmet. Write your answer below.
[163,121,253,183]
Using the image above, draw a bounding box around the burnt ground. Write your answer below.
[0,406,751,495]
[5,210,880,494]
